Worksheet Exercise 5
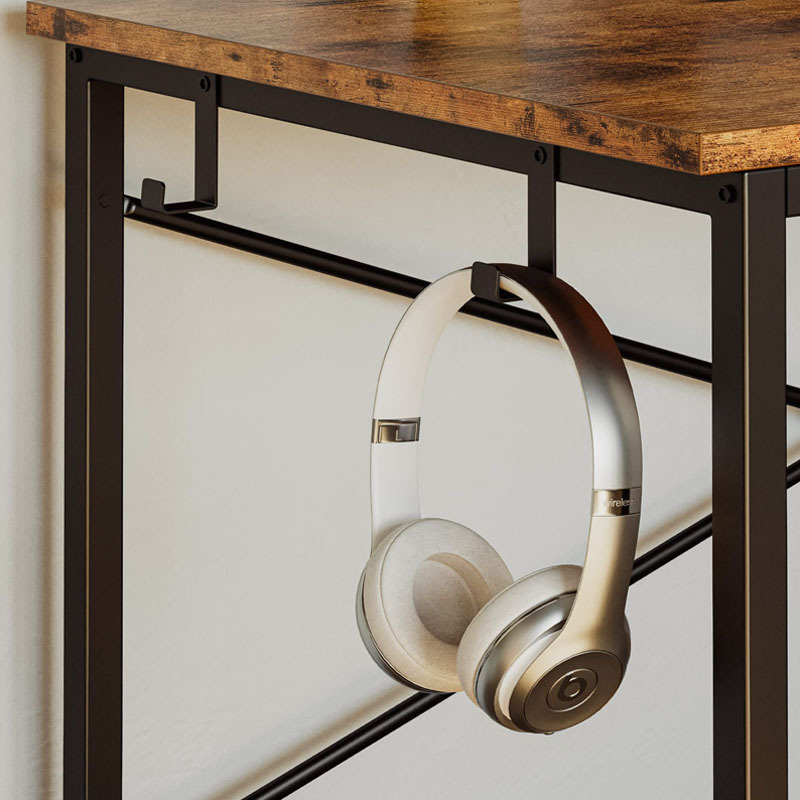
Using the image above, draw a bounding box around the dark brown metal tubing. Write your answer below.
[632,456,800,585]
[65,55,126,800]
[64,49,90,800]
[86,82,126,800]
[711,169,788,800]
[237,454,800,800]
[557,147,722,215]
[220,76,533,175]
[63,45,89,800]
[123,198,800,407]
[124,196,428,298]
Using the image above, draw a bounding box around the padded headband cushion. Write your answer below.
[457,564,582,704]
[361,518,513,692]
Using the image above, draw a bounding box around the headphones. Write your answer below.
[357,263,642,734]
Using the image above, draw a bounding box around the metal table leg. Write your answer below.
[711,169,788,799]
[64,52,125,800]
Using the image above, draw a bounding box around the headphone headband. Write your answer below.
[370,264,642,550]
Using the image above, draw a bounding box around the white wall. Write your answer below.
[2,9,798,800]
[1,7,63,800]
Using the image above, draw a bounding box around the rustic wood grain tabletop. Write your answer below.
[26,0,800,174]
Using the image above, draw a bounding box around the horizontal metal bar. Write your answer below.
[242,457,800,800]
[123,197,800,407]
[76,47,212,102]
[558,148,725,215]
[218,78,736,214]
[220,77,535,174]
[219,77,731,215]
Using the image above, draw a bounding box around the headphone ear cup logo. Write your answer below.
[546,668,598,710]
[514,649,627,733]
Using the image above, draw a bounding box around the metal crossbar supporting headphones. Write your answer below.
[356,263,642,734]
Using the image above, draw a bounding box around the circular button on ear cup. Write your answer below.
[358,518,513,692]
[546,668,598,710]
[513,650,624,733]
[458,561,633,732]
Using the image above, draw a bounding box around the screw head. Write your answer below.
[533,147,548,165]
[718,185,737,204]
[98,193,111,208]
[68,47,82,64]
[199,75,211,92]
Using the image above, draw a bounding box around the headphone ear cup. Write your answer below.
[457,565,582,722]
[358,518,513,692]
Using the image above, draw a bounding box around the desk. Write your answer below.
[26,2,794,798]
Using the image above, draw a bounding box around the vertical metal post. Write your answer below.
[64,48,125,800]
[711,169,787,799]
[528,144,556,273]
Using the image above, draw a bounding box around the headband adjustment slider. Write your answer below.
[372,418,421,444]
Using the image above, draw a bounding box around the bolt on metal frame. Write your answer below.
[64,46,792,800]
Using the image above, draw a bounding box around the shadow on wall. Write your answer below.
[634,493,711,556]
[636,413,800,557]
[3,8,63,800]
[210,686,408,800]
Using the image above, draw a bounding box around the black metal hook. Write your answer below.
[140,74,219,214]
[470,261,518,302]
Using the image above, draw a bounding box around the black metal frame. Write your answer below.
[64,46,792,800]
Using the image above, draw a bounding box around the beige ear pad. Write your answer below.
[456,564,582,705]
[361,518,513,693]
